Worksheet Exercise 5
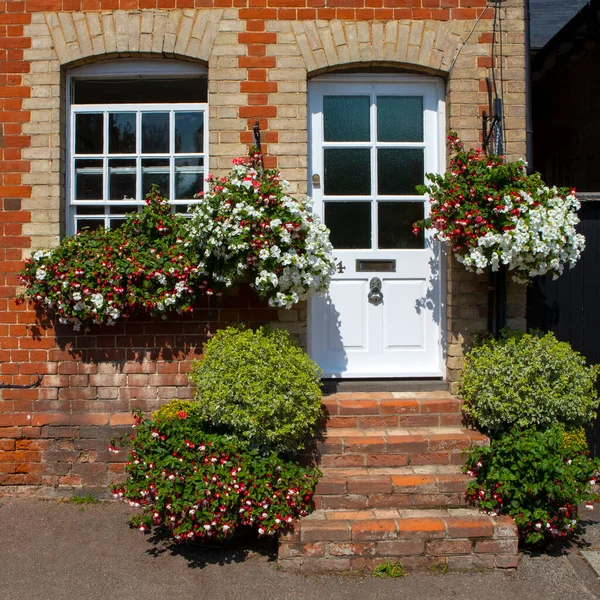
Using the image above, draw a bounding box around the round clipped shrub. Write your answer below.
[460,331,600,435]
[464,425,600,545]
[189,326,323,455]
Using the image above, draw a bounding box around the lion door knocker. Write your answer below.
[368,277,383,305]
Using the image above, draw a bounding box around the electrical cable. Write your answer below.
[448,2,492,73]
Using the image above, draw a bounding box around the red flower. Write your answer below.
[177,411,187,420]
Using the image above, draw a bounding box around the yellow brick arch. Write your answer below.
[290,20,466,76]
[44,9,223,67]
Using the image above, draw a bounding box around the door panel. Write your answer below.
[308,75,445,378]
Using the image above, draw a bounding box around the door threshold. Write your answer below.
[321,378,448,395]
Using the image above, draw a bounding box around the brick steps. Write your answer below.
[315,465,469,510]
[279,391,519,572]
[306,427,488,467]
[278,508,519,572]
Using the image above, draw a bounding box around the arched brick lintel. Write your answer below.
[290,20,465,77]
[44,9,223,67]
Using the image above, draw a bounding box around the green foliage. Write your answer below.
[189,326,324,455]
[111,402,320,541]
[152,400,201,423]
[373,559,407,578]
[460,331,600,435]
[464,425,600,546]
[68,495,99,505]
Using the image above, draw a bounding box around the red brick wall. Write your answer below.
[0,0,525,495]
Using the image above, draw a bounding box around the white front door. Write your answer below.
[308,75,445,378]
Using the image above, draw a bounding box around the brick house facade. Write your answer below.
[0,0,527,495]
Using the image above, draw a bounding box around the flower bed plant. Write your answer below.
[188,151,335,309]
[111,401,320,541]
[189,325,323,455]
[414,133,585,283]
[460,330,600,436]
[464,425,600,545]
[17,187,208,331]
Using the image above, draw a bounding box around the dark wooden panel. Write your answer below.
[526,200,600,456]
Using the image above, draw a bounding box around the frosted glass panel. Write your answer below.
[377,96,423,142]
[378,202,424,249]
[109,113,136,154]
[324,148,371,196]
[324,202,371,249]
[323,95,370,142]
[377,148,424,196]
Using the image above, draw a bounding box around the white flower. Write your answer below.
[36,268,46,281]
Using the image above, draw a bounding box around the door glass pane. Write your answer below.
[324,148,371,196]
[378,202,424,249]
[377,148,424,196]
[109,113,136,154]
[377,96,423,142]
[142,112,169,153]
[109,158,136,200]
[324,202,371,249]
[75,113,103,154]
[142,158,170,198]
[323,96,370,142]
[75,159,103,200]
[175,158,203,199]
[175,112,204,153]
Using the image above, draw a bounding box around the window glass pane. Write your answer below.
[75,113,103,154]
[175,158,203,199]
[175,113,204,153]
[324,148,371,196]
[73,78,208,104]
[378,202,424,249]
[75,159,103,200]
[109,113,136,154]
[323,96,370,142]
[377,96,423,142]
[110,204,139,214]
[108,218,127,230]
[324,202,371,249]
[142,158,170,198]
[75,205,104,215]
[76,218,105,233]
[109,158,136,201]
[142,112,169,153]
[377,148,424,196]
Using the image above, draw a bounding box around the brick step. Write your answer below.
[304,427,488,468]
[278,508,518,573]
[314,465,469,510]
[323,392,464,429]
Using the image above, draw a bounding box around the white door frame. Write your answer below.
[307,73,447,378]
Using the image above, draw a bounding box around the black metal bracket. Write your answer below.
[253,121,262,153]
[0,374,43,389]
[482,77,504,156]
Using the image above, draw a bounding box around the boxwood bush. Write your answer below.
[189,326,323,455]
[460,331,600,435]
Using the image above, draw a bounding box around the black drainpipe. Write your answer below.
[524,0,533,171]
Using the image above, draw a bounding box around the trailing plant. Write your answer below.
[460,330,600,435]
[110,401,320,541]
[414,132,585,283]
[464,425,600,545]
[188,150,335,309]
[17,187,209,331]
[189,326,323,455]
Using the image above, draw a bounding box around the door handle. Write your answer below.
[368,277,383,305]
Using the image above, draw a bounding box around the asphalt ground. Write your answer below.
[0,498,599,600]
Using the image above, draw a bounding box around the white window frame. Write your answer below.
[66,59,208,235]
